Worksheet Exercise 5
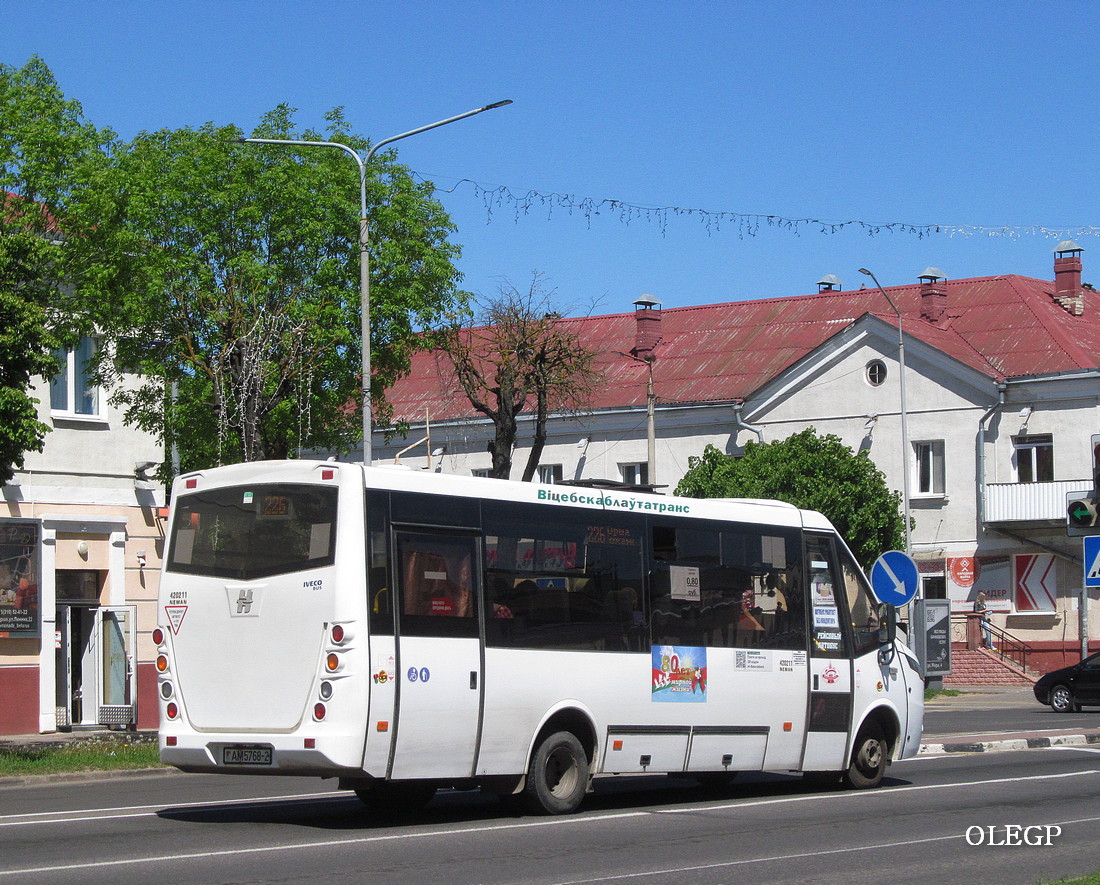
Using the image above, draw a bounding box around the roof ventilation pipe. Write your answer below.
[918,267,948,323]
[817,274,842,292]
[1054,240,1085,316]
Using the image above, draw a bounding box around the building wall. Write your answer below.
[371,324,1100,667]
[0,361,164,735]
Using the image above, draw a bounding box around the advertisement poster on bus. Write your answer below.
[0,521,40,638]
[651,645,707,702]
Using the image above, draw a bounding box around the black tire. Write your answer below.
[353,780,437,813]
[524,730,590,815]
[843,721,887,789]
[1050,684,1075,714]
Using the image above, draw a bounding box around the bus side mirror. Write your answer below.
[877,603,896,646]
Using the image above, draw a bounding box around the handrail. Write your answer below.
[950,612,1035,674]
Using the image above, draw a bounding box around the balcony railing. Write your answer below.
[984,479,1091,524]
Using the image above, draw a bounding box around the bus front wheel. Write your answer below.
[844,722,887,789]
[525,730,590,815]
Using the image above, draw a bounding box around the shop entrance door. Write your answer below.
[54,604,136,729]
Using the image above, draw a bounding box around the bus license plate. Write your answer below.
[223,745,272,765]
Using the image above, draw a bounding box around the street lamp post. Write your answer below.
[244,99,512,465]
[858,267,912,556]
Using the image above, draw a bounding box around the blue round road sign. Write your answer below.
[870,550,919,606]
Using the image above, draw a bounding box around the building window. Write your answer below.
[1013,434,1053,483]
[619,463,649,486]
[537,464,563,484]
[471,468,492,478]
[866,359,887,387]
[914,440,945,496]
[50,337,100,417]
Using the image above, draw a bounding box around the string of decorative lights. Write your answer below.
[415,173,1100,241]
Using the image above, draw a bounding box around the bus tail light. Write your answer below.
[166,702,178,719]
[313,703,327,721]
[156,655,169,673]
[325,653,341,672]
[152,628,165,646]
[330,624,347,644]
[319,681,333,700]
[160,682,174,699]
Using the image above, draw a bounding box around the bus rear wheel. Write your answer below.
[525,730,590,815]
[353,780,437,813]
[843,722,887,789]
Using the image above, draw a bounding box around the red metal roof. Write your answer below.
[384,272,1100,424]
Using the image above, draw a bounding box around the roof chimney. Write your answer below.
[632,294,662,361]
[918,267,947,323]
[817,274,842,292]
[1054,240,1084,316]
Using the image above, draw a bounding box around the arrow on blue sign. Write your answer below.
[870,550,920,606]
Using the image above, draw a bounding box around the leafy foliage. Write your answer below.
[438,274,603,480]
[0,57,115,482]
[675,429,906,566]
[76,105,464,470]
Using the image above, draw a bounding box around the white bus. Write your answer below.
[154,460,923,814]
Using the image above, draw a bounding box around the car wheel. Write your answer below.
[843,721,887,789]
[1049,684,1075,714]
[524,730,589,815]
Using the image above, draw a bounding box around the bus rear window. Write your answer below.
[167,483,338,580]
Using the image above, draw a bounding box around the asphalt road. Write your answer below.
[925,685,1100,739]
[2,745,1099,885]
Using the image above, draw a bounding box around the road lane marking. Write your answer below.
[2,769,1099,877]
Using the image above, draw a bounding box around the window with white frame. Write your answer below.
[50,337,100,418]
[471,468,492,478]
[537,464,563,484]
[619,462,649,486]
[913,440,945,496]
[1013,434,1053,483]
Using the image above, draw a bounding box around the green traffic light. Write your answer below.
[1069,500,1095,526]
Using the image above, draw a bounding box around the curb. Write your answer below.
[918,732,1100,756]
[0,766,179,790]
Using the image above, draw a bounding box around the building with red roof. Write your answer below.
[373,243,1100,666]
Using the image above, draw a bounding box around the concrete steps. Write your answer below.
[943,648,1037,686]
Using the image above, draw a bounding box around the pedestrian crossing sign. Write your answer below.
[1084,536,1100,587]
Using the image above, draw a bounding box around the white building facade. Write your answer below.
[0,338,164,734]
[375,247,1100,673]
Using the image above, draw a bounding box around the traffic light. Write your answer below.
[1093,433,1100,495]
[1067,434,1100,534]
[1068,497,1098,529]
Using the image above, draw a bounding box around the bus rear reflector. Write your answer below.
[185,478,198,489]
[322,469,335,480]
[304,738,316,749]
[166,736,177,746]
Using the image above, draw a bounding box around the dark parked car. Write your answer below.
[1034,651,1100,713]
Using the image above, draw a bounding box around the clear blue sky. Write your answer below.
[5,1,1099,313]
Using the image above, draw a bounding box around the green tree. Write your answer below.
[438,274,603,480]
[676,429,906,566]
[83,105,464,470]
[0,57,115,482]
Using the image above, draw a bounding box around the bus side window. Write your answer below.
[837,545,880,657]
[367,491,393,635]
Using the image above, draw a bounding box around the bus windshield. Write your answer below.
[166,483,338,580]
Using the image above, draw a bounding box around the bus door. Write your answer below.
[801,534,853,772]
[390,529,483,780]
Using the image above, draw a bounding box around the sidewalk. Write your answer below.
[919,684,1100,757]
